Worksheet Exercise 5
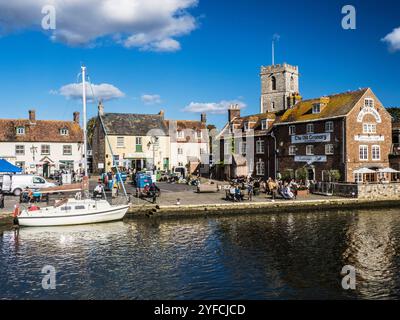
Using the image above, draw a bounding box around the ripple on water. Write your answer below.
[1,209,400,299]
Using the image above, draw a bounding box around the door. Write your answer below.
[1,175,12,192]
[43,163,49,178]
[32,176,46,189]
[307,168,315,181]
[163,158,169,171]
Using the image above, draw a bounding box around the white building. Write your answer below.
[166,114,209,174]
[0,110,83,177]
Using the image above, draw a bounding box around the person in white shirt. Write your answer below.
[93,181,104,198]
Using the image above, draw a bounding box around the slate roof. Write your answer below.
[0,119,83,143]
[277,88,368,124]
[101,113,168,136]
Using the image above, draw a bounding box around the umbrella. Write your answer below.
[377,168,400,174]
[353,167,376,174]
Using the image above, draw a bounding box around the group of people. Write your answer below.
[226,176,309,202]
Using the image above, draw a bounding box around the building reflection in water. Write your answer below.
[342,210,400,299]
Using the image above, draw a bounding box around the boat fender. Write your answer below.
[12,204,21,217]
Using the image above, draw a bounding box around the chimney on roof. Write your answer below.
[98,101,104,116]
[201,113,207,124]
[73,111,80,124]
[228,104,241,122]
[158,109,165,119]
[29,110,36,123]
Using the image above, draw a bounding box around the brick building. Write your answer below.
[216,62,394,183]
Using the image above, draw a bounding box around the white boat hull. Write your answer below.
[17,200,130,227]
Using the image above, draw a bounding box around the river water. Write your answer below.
[1,208,400,300]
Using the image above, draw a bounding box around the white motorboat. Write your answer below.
[17,199,129,227]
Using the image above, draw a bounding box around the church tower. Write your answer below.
[260,63,300,113]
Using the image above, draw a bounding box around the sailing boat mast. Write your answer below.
[81,66,88,177]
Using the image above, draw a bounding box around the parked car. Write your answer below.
[0,174,56,196]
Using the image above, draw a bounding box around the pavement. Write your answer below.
[0,177,341,217]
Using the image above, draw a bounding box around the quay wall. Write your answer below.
[357,183,400,200]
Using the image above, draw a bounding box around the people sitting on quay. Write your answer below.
[93,181,104,199]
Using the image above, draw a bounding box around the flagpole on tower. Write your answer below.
[272,40,275,65]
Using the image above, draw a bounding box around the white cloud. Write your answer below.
[0,0,198,52]
[183,100,246,114]
[57,83,125,101]
[141,94,162,104]
[382,27,400,52]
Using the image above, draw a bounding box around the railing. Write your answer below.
[311,182,358,198]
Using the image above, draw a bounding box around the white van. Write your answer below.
[0,174,56,196]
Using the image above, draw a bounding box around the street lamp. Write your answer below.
[150,136,158,174]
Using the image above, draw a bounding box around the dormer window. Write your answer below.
[60,128,69,136]
[261,119,268,130]
[177,131,184,139]
[364,98,374,108]
[16,126,25,135]
[312,103,321,114]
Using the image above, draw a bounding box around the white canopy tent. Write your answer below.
[353,168,376,174]
[377,168,400,174]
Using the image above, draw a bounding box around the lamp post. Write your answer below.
[30,145,38,162]
[150,136,158,174]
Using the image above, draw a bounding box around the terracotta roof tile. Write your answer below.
[0,119,83,143]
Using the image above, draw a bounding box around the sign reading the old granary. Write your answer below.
[357,107,382,123]
[354,135,385,142]
[294,155,327,163]
[291,133,331,144]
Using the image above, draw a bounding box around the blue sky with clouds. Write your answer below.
[0,0,399,128]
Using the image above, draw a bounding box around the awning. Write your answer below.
[0,159,23,173]
[354,167,376,174]
[377,168,400,174]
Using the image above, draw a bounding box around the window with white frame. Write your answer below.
[41,145,50,155]
[312,104,321,114]
[200,148,206,155]
[364,98,374,108]
[307,123,314,134]
[261,119,268,130]
[244,122,250,132]
[256,140,264,154]
[372,145,380,160]
[224,141,231,154]
[196,131,202,139]
[16,126,25,135]
[325,121,334,132]
[359,145,368,160]
[135,137,143,152]
[178,148,183,155]
[15,145,25,155]
[177,131,184,139]
[354,173,363,183]
[60,128,69,135]
[306,145,314,155]
[363,123,376,134]
[325,144,334,155]
[240,142,247,155]
[117,137,125,148]
[256,159,265,176]
[289,125,296,135]
[63,145,72,155]
[289,145,296,156]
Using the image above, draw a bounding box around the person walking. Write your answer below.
[247,182,254,201]
[0,190,5,209]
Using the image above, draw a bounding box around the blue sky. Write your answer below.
[0,0,399,128]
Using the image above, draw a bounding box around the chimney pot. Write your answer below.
[228,105,241,122]
[73,111,80,124]
[29,110,36,123]
[98,101,104,116]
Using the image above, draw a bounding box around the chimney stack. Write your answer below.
[201,113,207,123]
[228,104,241,122]
[98,101,104,116]
[158,110,165,119]
[29,110,36,123]
[73,111,80,124]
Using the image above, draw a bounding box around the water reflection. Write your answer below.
[1,209,400,299]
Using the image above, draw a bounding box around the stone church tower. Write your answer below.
[260,63,300,113]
